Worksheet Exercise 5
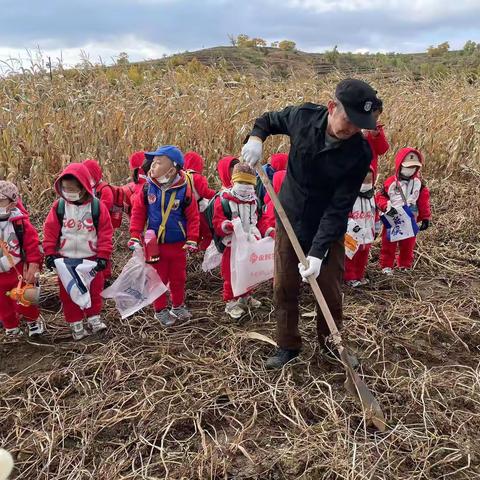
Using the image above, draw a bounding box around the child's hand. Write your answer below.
[45,255,58,271]
[24,263,40,284]
[221,220,234,234]
[183,241,198,253]
[265,228,276,239]
[94,258,108,272]
[128,237,141,251]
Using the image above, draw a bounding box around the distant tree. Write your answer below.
[116,52,130,66]
[427,42,450,57]
[324,45,340,64]
[227,34,237,46]
[252,38,267,47]
[236,34,252,48]
[278,40,296,51]
[463,40,478,55]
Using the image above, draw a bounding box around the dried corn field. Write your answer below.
[0,65,480,479]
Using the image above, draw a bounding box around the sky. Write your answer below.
[0,0,478,69]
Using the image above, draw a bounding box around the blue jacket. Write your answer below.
[146,176,190,243]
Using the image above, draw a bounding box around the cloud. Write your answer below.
[0,0,478,67]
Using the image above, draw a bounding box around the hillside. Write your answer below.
[132,45,480,78]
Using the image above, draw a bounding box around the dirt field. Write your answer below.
[1,176,479,479]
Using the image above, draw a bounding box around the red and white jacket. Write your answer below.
[376,147,431,222]
[212,190,270,248]
[43,163,113,260]
[0,208,42,273]
[184,152,216,209]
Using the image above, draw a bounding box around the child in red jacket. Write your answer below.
[129,146,200,327]
[364,99,389,182]
[0,181,44,338]
[122,151,147,217]
[217,155,240,190]
[184,151,216,251]
[263,154,288,230]
[43,163,113,340]
[212,163,274,319]
[344,168,377,287]
[256,152,288,207]
[376,147,431,275]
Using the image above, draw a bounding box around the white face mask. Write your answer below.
[62,190,81,202]
[360,183,373,193]
[156,175,171,185]
[232,183,255,199]
[400,166,417,178]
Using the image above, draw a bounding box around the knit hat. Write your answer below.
[129,151,145,170]
[0,181,19,202]
[232,163,256,186]
[144,145,184,168]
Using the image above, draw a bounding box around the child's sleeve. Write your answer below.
[257,209,272,237]
[212,196,229,238]
[129,189,148,239]
[375,185,390,213]
[368,125,390,156]
[96,203,114,260]
[195,175,216,200]
[417,185,431,221]
[42,201,61,256]
[184,192,200,243]
[100,186,114,213]
[22,219,43,264]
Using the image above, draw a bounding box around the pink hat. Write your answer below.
[0,181,19,202]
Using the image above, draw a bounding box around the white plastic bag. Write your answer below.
[102,248,167,319]
[230,217,274,297]
[54,258,97,309]
[202,240,222,272]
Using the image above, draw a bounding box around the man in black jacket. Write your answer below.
[241,79,378,368]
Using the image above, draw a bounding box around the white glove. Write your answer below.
[241,137,263,167]
[298,256,323,283]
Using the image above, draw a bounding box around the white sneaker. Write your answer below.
[71,321,89,341]
[360,278,370,285]
[155,309,176,327]
[382,267,394,276]
[225,301,245,319]
[239,296,262,309]
[28,319,45,337]
[87,315,107,334]
[170,305,192,321]
[346,280,362,288]
[5,327,23,338]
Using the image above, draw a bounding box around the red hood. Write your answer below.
[55,163,94,198]
[184,151,205,173]
[270,153,288,172]
[82,159,103,185]
[217,156,238,188]
[129,151,145,170]
[394,147,423,178]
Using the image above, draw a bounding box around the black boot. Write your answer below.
[320,340,360,369]
[266,348,300,369]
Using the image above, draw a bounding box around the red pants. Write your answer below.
[0,264,40,329]
[59,270,104,323]
[151,242,187,311]
[344,244,371,281]
[199,213,212,251]
[380,229,417,269]
[221,246,249,302]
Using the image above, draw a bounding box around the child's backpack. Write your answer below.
[56,197,100,234]
[96,182,132,228]
[203,192,231,253]
[11,220,26,261]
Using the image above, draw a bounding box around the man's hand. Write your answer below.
[419,219,430,231]
[183,241,199,253]
[45,255,58,271]
[23,263,40,284]
[241,136,263,167]
[298,256,323,283]
[94,258,108,272]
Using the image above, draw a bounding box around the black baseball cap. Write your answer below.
[335,78,379,130]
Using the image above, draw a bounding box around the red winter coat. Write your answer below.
[129,171,200,243]
[364,124,389,182]
[263,169,286,229]
[184,151,216,201]
[82,159,114,213]
[0,207,42,273]
[375,147,431,222]
[212,190,270,249]
[270,152,288,172]
[43,163,114,260]
[217,156,239,189]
